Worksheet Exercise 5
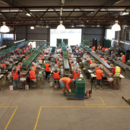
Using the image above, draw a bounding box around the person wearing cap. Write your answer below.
[113,66,121,89]
[59,77,73,95]
[32,64,37,71]
[94,67,103,89]
[53,68,61,86]
[45,61,51,80]
[120,53,125,63]
[72,69,80,87]
[12,66,20,90]
[29,67,36,81]
[70,61,74,66]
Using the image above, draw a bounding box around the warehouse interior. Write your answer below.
[0,0,130,130]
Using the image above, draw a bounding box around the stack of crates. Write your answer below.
[76,77,85,98]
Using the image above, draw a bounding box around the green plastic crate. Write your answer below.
[76,77,85,95]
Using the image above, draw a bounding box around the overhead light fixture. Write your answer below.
[57,21,66,31]
[46,24,50,28]
[70,24,75,28]
[30,26,34,29]
[26,13,31,16]
[87,20,89,22]
[0,22,9,33]
[112,20,121,31]
[121,12,129,16]
[97,24,100,27]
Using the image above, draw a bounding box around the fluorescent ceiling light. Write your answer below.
[97,24,100,27]
[0,22,9,33]
[70,24,75,28]
[26,13,31,16]
[46,25,50,28]
[121,12,129,15]
[57,21,65,31]
[30,26,34,29]
[112,21,121,31]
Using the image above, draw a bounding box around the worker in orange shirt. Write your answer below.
[31,62,37,71]
[40,55,44,60]
[16,63,22,72]
[12,66,20,90]
[29,67,36,82]
[102,47,105,52]
[89,59,93,64]
[25,56,29,60]
[59,77,73,95]
[70,61,75,66]
[53,68,61,88]
[120,53,125,63]
[58,62,62,67]
[72,69,80,87]
[92,46,95,51]
[45,61,51,80]
[94,67,103,89]
[1,61,6,70]
[58,54,61,58]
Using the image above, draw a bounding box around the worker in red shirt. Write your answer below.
[94,67,103,89]
[59,77,73,95]
[113,66,121,89]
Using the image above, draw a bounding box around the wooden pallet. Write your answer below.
[122,96,130,105]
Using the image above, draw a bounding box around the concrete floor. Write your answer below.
[0,76,130,130]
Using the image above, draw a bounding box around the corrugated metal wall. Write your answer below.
[82,27,104,45]
[16,26,49,41]
[1,26,105,47]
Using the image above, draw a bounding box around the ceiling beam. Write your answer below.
[0,6,129,9]
[0,18,130,22]
[39,8,49,20]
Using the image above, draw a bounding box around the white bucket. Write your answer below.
[50,82,54,87]
[9,85,13,90]
[25,85,29,90]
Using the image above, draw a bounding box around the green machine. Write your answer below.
[57,39,62,46]
[104,38,111,48]
[63,39,68,46]
[83,40,89,46]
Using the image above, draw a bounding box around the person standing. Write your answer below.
[12,66,20,90]
[94,67,103,89]
[113,66,121,89]
[45,61,51,80]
